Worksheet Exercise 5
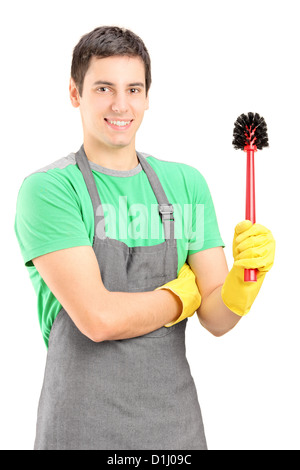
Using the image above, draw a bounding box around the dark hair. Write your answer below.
[71,26,152,97]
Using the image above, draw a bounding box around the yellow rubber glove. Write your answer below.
[155,263,201,327]
[221,220,275,316]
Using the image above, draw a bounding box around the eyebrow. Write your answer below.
[92,80,145,88]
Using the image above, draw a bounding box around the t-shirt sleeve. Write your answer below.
[187,168,225,255]
[14,171,92,267]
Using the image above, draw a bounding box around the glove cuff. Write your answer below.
[155,285,200,327]
[221,265,266,316]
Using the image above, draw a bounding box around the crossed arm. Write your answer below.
[33,245,238,343]
[33,246,182,342]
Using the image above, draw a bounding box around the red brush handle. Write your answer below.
[245,148,257,282]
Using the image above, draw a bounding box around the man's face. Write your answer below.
[70,55,149,151]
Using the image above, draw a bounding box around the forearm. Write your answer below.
[197,285,241,337]
[99,289,182,341]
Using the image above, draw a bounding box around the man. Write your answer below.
[14,26,275,450]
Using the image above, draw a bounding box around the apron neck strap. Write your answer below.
[75,145,175,242]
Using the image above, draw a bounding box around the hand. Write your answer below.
[155,263,201,327]
[233,220,275,273]
[221,220,275,316]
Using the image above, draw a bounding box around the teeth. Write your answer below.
[107,120,131,126]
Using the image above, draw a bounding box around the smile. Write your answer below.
[105,119,133,130]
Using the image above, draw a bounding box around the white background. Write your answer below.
[1,0,299,450]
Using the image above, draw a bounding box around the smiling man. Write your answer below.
[71,54,149,169]
[14,26,275,451]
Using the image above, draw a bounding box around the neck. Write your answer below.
[83,137,139,171]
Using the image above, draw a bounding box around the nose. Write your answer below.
[111,92,129,114]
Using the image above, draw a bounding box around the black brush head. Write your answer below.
[233,112,269,150]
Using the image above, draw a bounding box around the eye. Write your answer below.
[129,88,140,94]
[96,87,110,93]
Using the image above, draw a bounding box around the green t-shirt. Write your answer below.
[14,150,225,347]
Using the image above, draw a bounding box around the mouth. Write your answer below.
[104,118,133,131]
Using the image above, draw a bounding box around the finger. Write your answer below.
[234,257,266,269]
[234,246,274,270]
[235,245,265,261]
[178,263,195,279]
[234,220,253,236]
[235,234,271,254]
[178,263,189,276]
[234,258,274,271]
[235,223,271,245]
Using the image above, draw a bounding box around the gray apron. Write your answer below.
[34,145,207,450]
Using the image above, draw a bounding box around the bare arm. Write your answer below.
[32,246,182,343]
[188,247,241,336]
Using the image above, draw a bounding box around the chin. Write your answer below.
[109,139,133,149]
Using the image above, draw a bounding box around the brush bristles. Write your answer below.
[233,112,269,150]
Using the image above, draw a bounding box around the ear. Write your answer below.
[69,78,80,108]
